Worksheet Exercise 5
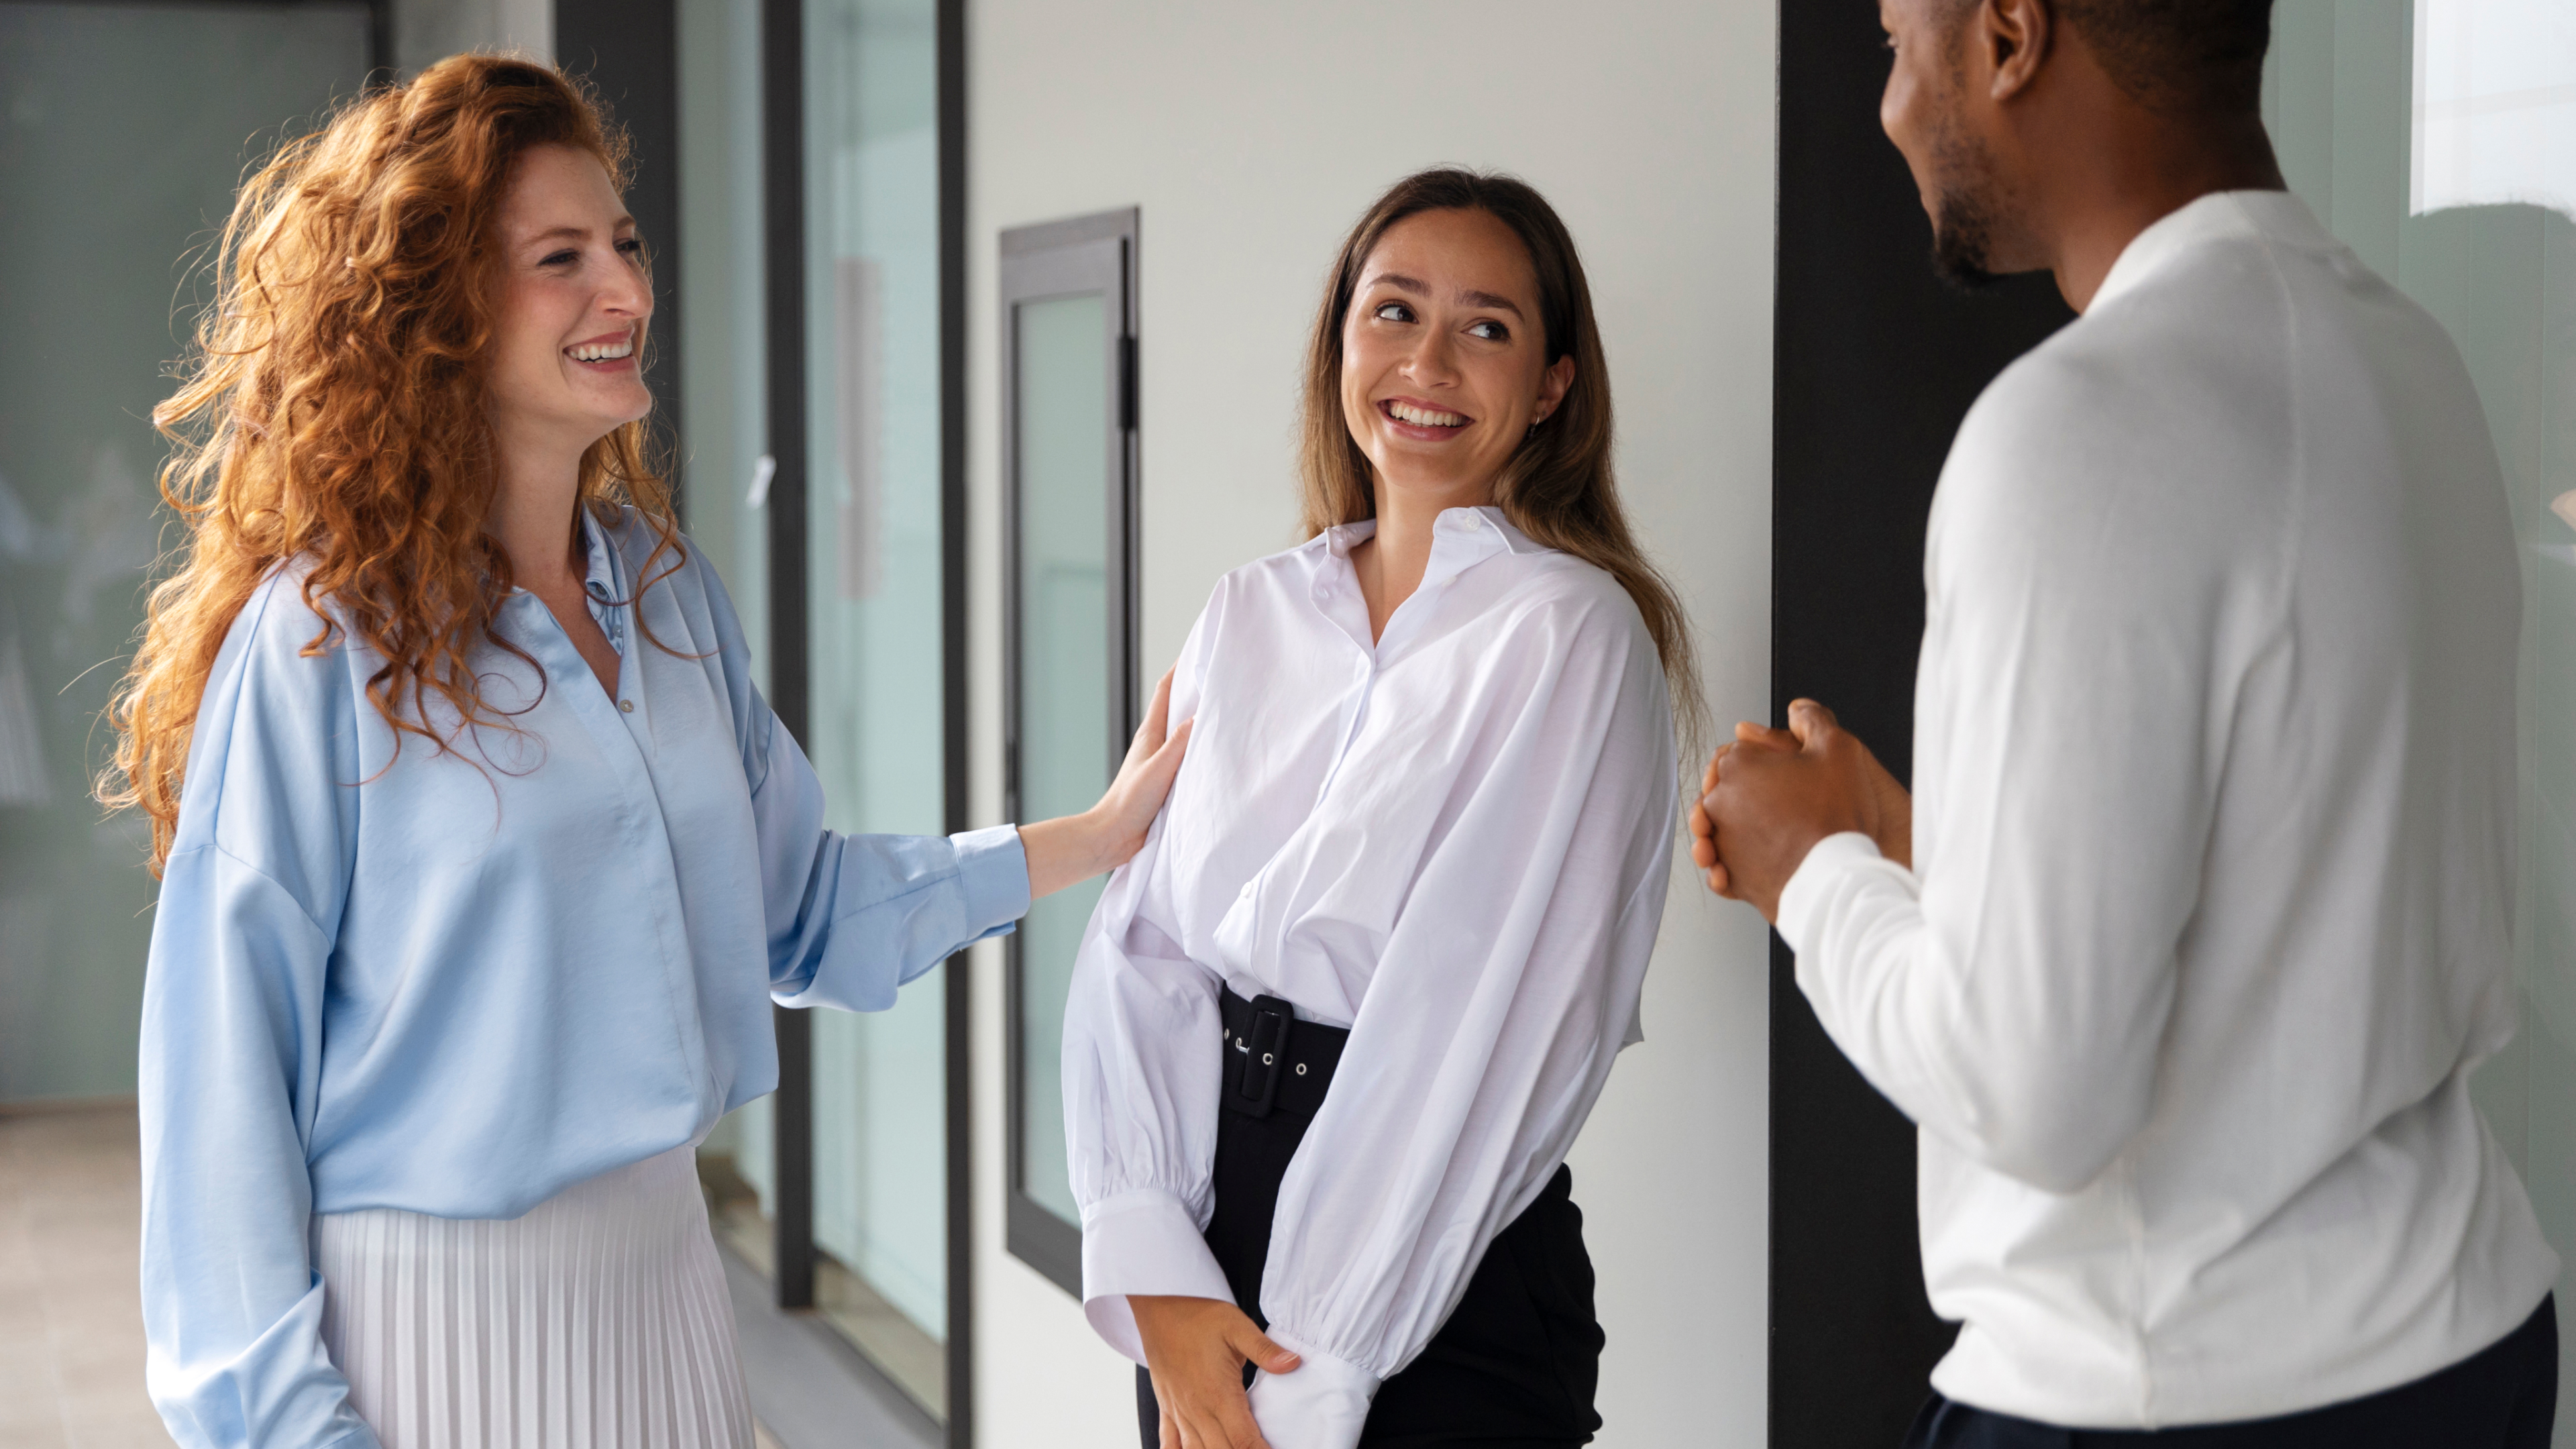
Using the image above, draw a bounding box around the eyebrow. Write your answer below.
[1365,271,1526,320]
[523,217,637,246]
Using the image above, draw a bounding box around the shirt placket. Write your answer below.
[561,518,706,1094]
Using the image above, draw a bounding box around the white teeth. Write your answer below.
[1388,400,1467,427]
[568,339,634,362]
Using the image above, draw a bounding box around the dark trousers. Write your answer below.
[1136,1001,1603,1448]
[1902,1295,2559,1448]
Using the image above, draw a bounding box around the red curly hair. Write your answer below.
[101,53,684,872]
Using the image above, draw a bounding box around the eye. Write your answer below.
[616,237,644,257]
[1373,301,1414,323]
[541,249,578,267]
[1468,319,1510,341]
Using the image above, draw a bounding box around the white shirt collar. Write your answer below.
[1316,505,1543,562]
[2091,189,2340,313]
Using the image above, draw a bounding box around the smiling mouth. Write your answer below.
[566,333,636,365]
[1381,398,1470,431]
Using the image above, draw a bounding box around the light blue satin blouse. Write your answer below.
[136,507,1028,1449]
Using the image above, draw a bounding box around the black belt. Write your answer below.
[1219,987,1346,1119]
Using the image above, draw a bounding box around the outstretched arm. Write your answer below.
[758,670,1191,1012]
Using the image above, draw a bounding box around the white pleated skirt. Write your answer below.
[313,1142,753,1449]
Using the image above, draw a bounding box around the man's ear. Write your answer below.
[1978,0,2054,103]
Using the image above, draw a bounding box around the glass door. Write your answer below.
[1000,211,1139,1293]
[2263,1,2575,1432]
[676,0,779,1280]
[802,0,951,1419]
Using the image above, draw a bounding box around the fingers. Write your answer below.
[1231,1325,1301,1376]
[1131,667,1177,763]
[1159,1403,1180,1449]
[1786,698,1841,750]
[1735,719,1799,752]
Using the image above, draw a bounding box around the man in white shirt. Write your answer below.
[1696,0,2561,1444]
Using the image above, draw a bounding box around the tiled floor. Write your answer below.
[0,1101,173,1449]
[4,1102,919,1449]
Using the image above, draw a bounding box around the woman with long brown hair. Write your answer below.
[1063,170,1699,1449]
[110,54,1186,1449]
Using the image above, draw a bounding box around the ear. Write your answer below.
[1978,0,2053,103]
[1533,354,1576,425]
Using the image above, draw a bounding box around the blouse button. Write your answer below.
[619,700,635,713]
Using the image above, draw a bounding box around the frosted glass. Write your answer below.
[1014,292,1114,1228]
[802,0,949,1371]
[0,3,369,1102]
[2267,5,2576,1433]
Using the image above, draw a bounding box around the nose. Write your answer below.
[1399,327,1460,388]
[602,244,653,320]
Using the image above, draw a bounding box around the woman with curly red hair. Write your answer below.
[106,54,1183,1449]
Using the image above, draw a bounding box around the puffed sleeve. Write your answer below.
[140,578,378,1449]
[1062,596,1240,1349]
[1242,592,1676,1448]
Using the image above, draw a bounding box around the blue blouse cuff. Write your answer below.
[953,825,1030,943]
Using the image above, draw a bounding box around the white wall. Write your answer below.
[965,3,1780,1443]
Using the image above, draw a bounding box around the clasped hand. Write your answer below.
[1132,1295,1301,1449]
[1688,698,1913,920]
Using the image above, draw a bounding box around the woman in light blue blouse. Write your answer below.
[100,58,1183,1449]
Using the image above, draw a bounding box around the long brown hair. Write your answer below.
[100,54,682,872]
[1297,168,1705,750]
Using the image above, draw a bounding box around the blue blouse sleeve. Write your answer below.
[746,706,1029,1011]
[139,580,378,1449]
[686,559,1030,1010]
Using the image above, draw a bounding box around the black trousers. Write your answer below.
[1901,1295,2559,1449]
[1136,996,1604,1448]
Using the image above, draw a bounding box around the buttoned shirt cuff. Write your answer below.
[1078,1189,1236,1364]
[951,825,1030,943]
[1775,830,1892,956]
[1248,1330,1379,1449]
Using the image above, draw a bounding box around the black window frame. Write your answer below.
[998,207,1140,1297]
[755,0,977,1440]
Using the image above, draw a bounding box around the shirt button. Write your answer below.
[619,700,635,713]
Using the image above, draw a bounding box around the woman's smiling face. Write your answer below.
[487,144,655,458]
[1339,206,1573,506]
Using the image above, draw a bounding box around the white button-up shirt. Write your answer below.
[1065,506,1676,1448]
[1778,191,2559,1429]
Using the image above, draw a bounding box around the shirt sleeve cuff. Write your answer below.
[951,825,1030,943]
[1775,830,1889,955]
[1078,1189,1236,1364]
[1248,1330,1379,1449]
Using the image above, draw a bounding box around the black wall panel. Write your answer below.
[1768,4,2072,1445]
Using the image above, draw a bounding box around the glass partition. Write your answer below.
[2263,2,2575,1430]
[0,1,372,1104]
[1000,212,1138,1293]
[803,0,950,1416]
[676,0,776,1276]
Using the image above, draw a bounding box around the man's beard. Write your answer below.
[1929,183,2003,291]
[1925,123,2008,292]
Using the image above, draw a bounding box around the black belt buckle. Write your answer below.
[1228,994,1295,1120]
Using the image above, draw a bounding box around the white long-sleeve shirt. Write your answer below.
[1777,191,2558,1429]
[1065,506,1676,1449]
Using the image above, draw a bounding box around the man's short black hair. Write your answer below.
[2055,0,2274,115]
